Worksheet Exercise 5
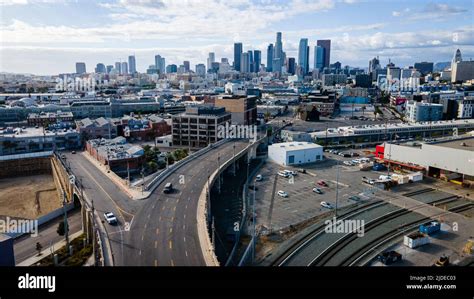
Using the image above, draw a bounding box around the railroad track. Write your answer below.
[313,201,474,267]
[273,194,466,267]
[271,200,387,266]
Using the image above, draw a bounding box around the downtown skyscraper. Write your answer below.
[234,42,243,72]
[266,44,274,72]
[253,50,261,73]
[272,32,284,73]
[128,55,136,74]
[317,39,331,69]
[314,45,324,71]
[155,55,166,74]
[298,38,309,75]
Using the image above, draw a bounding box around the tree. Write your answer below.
[35,242,43,256]
[147,161,158,172]
[57,221,68,236]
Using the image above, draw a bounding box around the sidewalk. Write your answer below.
[17,231,83,266]
[80,152,150,200]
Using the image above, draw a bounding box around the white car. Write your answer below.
[343,161,353,166]
[278,171,289,178]
[277,190,288,198]
[256,174,263,181]
[320,201,333,209]
[284,170,297,176]
[104,212,117,225]
[312,188,323,194]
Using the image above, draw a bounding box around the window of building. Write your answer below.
[288,155,295,164]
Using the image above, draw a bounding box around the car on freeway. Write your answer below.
[348,195,361,201]
[104,212,118,225]
[256,174,263,181]
[312,188,323,194]
[320,201,333,209]
[71,150,76,154]
[317,180,328,187]
[163,182,173,194]
[278,171,289,178]
[277,190,288,198]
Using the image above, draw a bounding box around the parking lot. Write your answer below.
[253,149,383,232]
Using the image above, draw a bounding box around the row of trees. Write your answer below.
[142,145,189,173]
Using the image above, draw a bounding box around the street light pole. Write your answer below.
[335,160,340,218]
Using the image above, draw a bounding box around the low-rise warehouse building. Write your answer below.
[268,141,323,166]
[382,134,474,186]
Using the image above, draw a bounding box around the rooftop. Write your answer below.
[270,141,322,151]
[432,137,474,152]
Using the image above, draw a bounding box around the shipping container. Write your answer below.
[404,232,429,249]
[419,221,441,235]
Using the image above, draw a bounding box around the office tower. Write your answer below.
[75,62,86,74]
[272,32,283,73]
[234,42,243,72]
[115,62,122,74]
[183,61,190,72]
[207,52,215,70]
[195,64,206,76]
[253,50,261,73]
[166,64,177,73]
[155,55,166,74]
[452,48,462,65]
[247,50,254,73]
[221,58,228,63]
[314,46,325,71]
[266,44,274,72]
[298,38,309,75]
[121,62,128,75]
[317,39,331,69]
[287,57,296,75]
[240,52,249,73]
[95,63,106,73]
[210,62,220,73]
[414,62,434,76]
[106,65,114,73]
[369,56,380,73]
[128,55,137,74]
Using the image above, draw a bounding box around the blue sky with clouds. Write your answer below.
[0,0,473,75]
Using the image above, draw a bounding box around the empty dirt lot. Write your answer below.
[0,174,60,219]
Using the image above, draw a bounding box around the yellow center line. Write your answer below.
[77,163,134,218]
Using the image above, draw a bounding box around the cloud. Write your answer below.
[391,3,468,21]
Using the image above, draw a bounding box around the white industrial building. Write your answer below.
[268,142,323,166]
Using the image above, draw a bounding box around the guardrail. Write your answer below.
[144,139,229,192]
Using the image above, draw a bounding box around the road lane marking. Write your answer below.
[162,206,165,211]
[156,228,159,235]
[183,236,186,242]
[183,214,186,219]
[185,250,188,257]
[155,241,158,248]
[144,223,147,229]
[171,216,174,222]
[183,224,185,230]
[154,260,158,266]
[147,214,151,219]
[185,205,188,209]
[76,163,134,218]
[173,206,176,212]
[169,240,172,249]
[170,259,174,266]
[139,250,141,256]
[169,227,173,233]
[142,235,144,241]
[159,216,162,221]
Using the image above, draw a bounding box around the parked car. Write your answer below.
[377,251,402,265]
[317,180,328,187]
[71,150,76,154]
[284,170,297,176]
[343,161,354,166]
[278,171,289,178]
[350,152,360,157]
[297,168,306,174]
[103,212,117,225]
[277,190,288,198]
[255,174,263,181]
[320,201,333,209]
[312,188,323,194]
[433,255,450,267]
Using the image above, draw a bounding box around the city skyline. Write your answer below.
[0,0,473,75]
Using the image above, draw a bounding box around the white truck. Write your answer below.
[404,232,429,249]
[407,172,423,182]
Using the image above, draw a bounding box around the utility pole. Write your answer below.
[335,160,340,218]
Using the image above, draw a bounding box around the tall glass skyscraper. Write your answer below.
[234,43,243,72]
[253,50,261,73]
[314,46,325,71]
[316,39,331,69]
[266,44,274,72]
[121,61,128,75]
[247,50,254,73]
[298,38,309,75]
[155,55,165,74]
[272,32,283,73]
[128,55,136,74]
[240,52,249,73]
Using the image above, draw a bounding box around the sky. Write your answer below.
[0,0,473,75]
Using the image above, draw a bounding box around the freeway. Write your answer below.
[64,152,142,266]
[123,140,251,266]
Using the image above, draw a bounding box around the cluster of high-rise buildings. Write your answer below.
[73,32,333,78]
